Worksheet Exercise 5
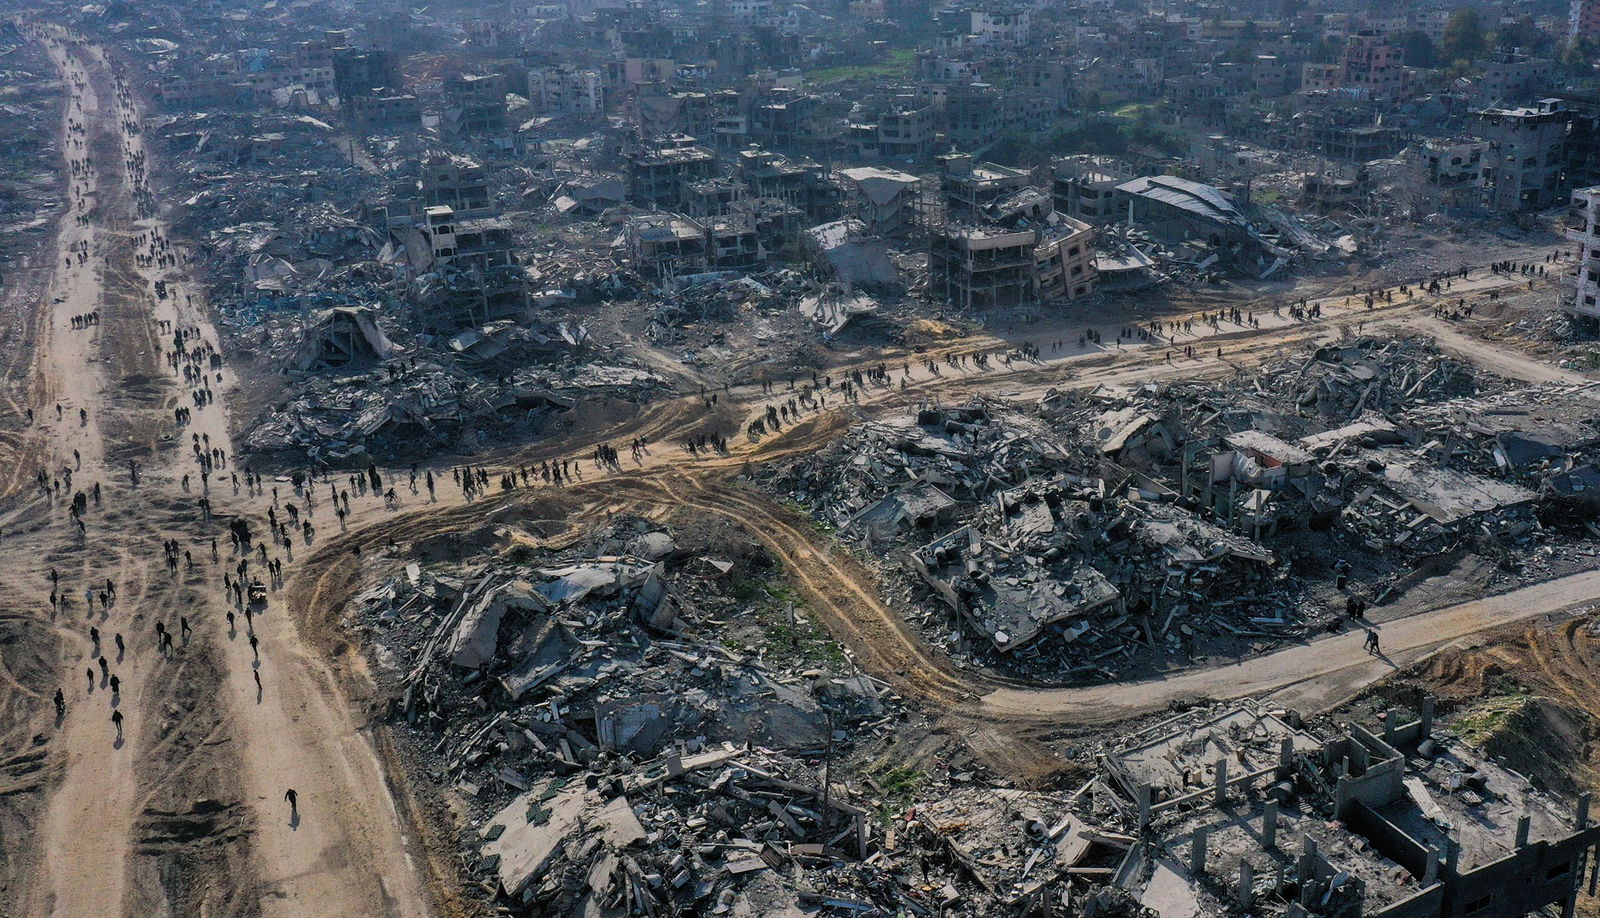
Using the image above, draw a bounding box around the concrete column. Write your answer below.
[1263,800,1279,850]
[1238,860,1255,907]
[1424,845,1440,886]
[1382,707,1395,744]
[1298,834,1318,892]
[1137,782,1151,833]
[1191,828,1208,874]
[1214,758,1229,806]
[1420,697,1435,738]
[1517,812,1532,848]
[1445,838,1460,876]
[1279,736,1294,774]
[1576,791,1590,830]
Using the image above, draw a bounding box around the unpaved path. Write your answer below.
[5,25,437,918]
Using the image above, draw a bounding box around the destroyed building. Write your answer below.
[929,219,1099,310]
[1105,702,1600,918]
[768,339,1600,680]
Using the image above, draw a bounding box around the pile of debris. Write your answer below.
[1248,338,1490,426]
[767,404,1299,677]
[352,513,1175,915]
[243,350,662,462]
[767,338,1598,681]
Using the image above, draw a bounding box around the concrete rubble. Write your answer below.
[351,516,1165,916]
[766,339,1600,680]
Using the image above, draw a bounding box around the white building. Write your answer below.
[969,8,1030,46]
[730,0,774,22]
[528,67,603,115]
[1566,186,1600,329]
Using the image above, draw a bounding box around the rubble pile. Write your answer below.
[768,339,1600,682]
[0,27,64,269]
[1247,338,1492,425]
[355,517,1155,916]
[770,404,1090,530]
[768,404,1298,678]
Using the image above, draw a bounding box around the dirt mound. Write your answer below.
[1412,614,1600,794]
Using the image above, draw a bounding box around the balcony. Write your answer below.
[1566,224,1600,246]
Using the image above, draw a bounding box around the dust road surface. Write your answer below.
[3,25,434,918]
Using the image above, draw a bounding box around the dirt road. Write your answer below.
[4,26,436,917]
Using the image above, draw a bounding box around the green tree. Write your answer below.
[1560,36,1598,74]
[1439,9,1488,64]
[1399,30,1438,68]
[1493,15,1542,55]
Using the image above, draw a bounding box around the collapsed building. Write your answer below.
[768,339,1600,677]
[357,519,1600,918]
[1104,702,1600,918]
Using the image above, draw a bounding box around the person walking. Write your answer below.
[285,788,298,817]
[1364,630,1380,654]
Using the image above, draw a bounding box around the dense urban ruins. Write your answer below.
[7,0,1600,916]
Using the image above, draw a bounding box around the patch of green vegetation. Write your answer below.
[1453,684,1531,748]
[722,575,846,670]
[875,765,925,799]
[865,761,926,818]
[805,49,915,85]
[780,498,836,538]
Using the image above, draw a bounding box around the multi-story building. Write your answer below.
[969,8,1030,46]
[873,104,936,159]
[1475,54,1554,106]
[1301,61,1342,92]
[350,91,420,127]
[1340,32,1402,99]
[419,154,495,216]
[443,73,508,136]
[1571,0,1600,49]
[528,67,603,115]
[626,135,718,205]
[837,166,924,235]
[332,49,403,101]
[930,220,1098,310]
[1034,218,1099,302]
[942,82,1005,149]
[1412,139,1490,212]
[1052,155,1137,223]
[940,153,1030,220]
[1477,100,1571,212]
[1565,186,1600,329]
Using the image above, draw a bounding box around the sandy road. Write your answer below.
[8,26,435,918]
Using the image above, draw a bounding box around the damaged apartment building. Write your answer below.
[1103,702,1600,918]
[385,153,527,329]
[930,153,1099,309]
